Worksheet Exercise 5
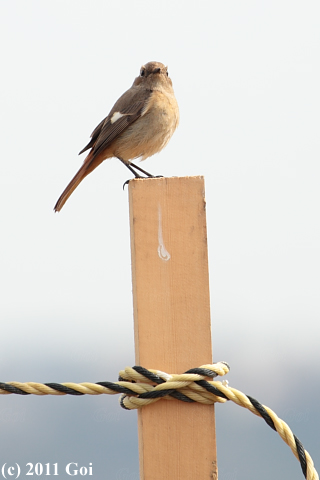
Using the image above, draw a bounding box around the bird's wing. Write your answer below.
[78,118,106,154]
[79,87,152,157]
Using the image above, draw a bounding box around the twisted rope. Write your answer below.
[0,361,317,480]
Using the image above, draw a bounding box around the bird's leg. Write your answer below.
[118,158,142,178]
[118,158,141,189]
[129,162,155,178]
[130,162,163,180]
[118,158,163,188]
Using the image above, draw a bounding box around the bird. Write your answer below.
[54,61,179,212]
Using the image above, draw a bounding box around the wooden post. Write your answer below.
[129,176,217,480]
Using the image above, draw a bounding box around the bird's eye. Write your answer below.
[140,68,146,77]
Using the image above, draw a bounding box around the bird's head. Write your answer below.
[133,61,173,89]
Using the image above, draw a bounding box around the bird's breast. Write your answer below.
[112,90,179,162]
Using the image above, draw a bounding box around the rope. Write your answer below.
[0,361,317,480]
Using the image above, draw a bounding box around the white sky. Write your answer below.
[0,1,319,478]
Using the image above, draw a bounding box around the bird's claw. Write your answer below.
[123,179,131,190]
[123,175,164,190]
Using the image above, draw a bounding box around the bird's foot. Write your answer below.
[123,179,132,189]
[122,175,164,189]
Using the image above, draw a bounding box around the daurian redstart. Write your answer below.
[54,61,179,212]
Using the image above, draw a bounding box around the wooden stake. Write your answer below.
[129,176,217,480]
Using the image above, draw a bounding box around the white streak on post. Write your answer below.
[157,204,171,261]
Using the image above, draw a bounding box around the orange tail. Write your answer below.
[54,152,105,212]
